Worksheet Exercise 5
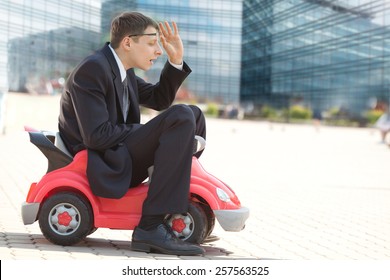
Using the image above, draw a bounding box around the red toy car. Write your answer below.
[22,127,249,246]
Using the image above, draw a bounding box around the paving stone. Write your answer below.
[1,93,390,260]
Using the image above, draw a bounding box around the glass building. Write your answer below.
[0,0,242,104]
[102,0,243,104]
[0,0,101,94]
[241,0,390,115]
[2,0,390,117]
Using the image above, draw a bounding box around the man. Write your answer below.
[58,12,206,255]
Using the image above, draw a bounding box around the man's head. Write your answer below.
[110,12,159,49]
[110,12,162,71]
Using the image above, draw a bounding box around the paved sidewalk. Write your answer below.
[1,93,390,260]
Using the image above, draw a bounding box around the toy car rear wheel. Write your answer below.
[165,202,207,244]
[38,192,93,246]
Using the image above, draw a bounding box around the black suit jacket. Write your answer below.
[58,43,191,198]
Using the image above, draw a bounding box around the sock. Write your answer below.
[138,215,165,231]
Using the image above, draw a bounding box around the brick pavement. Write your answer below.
[1,93,390,260]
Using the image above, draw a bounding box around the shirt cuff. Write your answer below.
[169,60,183,71]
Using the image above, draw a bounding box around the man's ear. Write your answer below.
[122,37,131,49]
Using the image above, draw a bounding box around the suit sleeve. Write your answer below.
[136,61,191,111]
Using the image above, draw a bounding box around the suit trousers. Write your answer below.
[124,104,206,215]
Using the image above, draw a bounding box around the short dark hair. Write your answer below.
[110,12,158,48]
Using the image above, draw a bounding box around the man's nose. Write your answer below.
[156,42,163,56]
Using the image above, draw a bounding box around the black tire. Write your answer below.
[165,202,208,244]
[87,227,98,236]
[199,203,215,240]
[38,192,93,246]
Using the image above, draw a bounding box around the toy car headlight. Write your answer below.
[216,188,231,202]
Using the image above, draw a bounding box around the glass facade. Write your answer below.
[2,0,390,115]
[102,0,243,103]
[0,0,101,94]
[241,0,390,115]
[0,0,242,104]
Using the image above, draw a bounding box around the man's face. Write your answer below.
[129,26,162,71]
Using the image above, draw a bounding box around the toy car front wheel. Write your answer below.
[165,202,207,244]
[38,192,93,246]
[199,203,215,241]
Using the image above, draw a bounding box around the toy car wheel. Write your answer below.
[165,202,208,244]
[88,227,97,236]
[199,203,215,240]
[38,192,93,246]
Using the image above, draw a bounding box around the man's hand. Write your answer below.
[159,21,184,65]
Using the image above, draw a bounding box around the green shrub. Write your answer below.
[260,105,277,119]
[365,109,383,125]
[205,103,219,117]
[288,105,312,119]
[327,107,340,117]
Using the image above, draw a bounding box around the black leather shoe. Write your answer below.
[131,224,205,256]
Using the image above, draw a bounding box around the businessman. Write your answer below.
[58,12,206,255]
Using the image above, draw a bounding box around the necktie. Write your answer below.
[122,77,129,121]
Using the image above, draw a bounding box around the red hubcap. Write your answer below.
[171,218,186,233]
[58,211,72,226]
